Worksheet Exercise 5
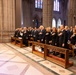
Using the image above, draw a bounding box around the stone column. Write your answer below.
[0,0,15,42]
[43,0,48,27]
[43,0,53,27]
[0,0,3,42]
[15,0,23,28]
[47,0,53,27]
[68,0,76,27]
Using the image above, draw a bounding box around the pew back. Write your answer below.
[32,42,73,68]
[32,42,46,58]
[45,45,70,68]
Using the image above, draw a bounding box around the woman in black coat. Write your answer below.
[51,27,57,46]
[45,27,52,44]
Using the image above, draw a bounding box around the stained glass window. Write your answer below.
[54,0,59,11]
[35,0,59,11]
[35,0,43,9]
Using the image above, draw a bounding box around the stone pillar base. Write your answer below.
[0,31,14,43]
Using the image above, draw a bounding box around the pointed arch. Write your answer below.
[52,18,56,27]
[57,18,61,28]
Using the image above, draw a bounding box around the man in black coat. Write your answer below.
[33,27,38,41]
[14,28,19,37]
[58,25,67,58]
[23,27,29,46]
[58,25,67,48]
[38,26,46,52]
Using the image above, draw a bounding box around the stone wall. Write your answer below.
[22,0,68,28]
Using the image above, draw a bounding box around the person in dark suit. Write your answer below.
[57,28,61,47]
[58,25,67,48]
[64,26,70,48]
[18,28,24,38]
[23,27,29,46]
[58,25,67,58]
[45,27,51,44]
[28,27,33,40]
[51,27,57,46]
[70,29,76,45]
[38,25,46,52]
[33,27,38,41]
[65,26,70,41]
[14,28,19,37]
[38,25,46,43]
[69,26,73,39]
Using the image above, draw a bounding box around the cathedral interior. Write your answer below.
[0,0,76,75]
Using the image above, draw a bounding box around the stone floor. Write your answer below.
[0,43,76,75]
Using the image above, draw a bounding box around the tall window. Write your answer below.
[57,19,61,28]
[35,0,43,9]
[52,18,56,27]
[54,0,59,11]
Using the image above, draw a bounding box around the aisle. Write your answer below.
[0,43,53,75]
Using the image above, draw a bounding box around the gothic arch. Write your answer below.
[52,18,56,27]
[57,18,61,28]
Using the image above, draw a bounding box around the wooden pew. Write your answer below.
[45,45,73,68]
[11,37,16,44]
[28,41,33,46]
[68,44,75,57]
[15,37,23,48]
[11,37,25,48]
[32,42,46,58]
[32,42,73,68]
